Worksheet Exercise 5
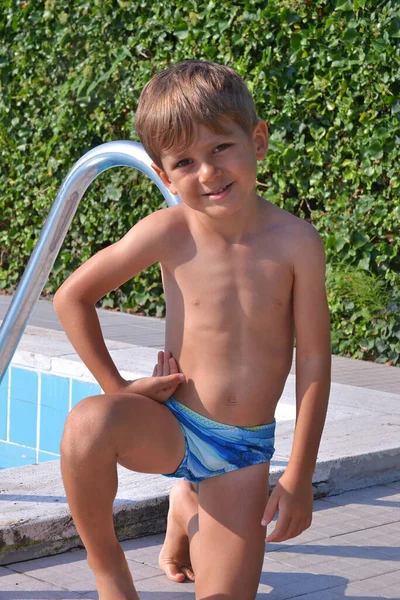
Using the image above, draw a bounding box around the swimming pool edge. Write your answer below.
[1,445,400,565]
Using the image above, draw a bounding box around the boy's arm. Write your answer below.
[287,226,331,480]
[262,225,331,542]
[54,209,174,394]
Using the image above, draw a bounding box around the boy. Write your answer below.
[54,60,331,600]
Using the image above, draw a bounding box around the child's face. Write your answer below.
[152,119,268,217]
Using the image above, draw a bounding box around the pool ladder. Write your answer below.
[0,142,181,383]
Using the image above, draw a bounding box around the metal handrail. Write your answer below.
[0,141,181,383]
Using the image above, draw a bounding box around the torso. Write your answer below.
[160,199,299,426]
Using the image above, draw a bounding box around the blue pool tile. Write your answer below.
[38,450,60,464]
[40,373,70,454]
[0,368,8,440]
[41,373,69,408]
[0,440,36,469]
[71,379,102,407]
[9,367,38,448]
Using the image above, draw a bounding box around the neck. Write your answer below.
[194,195,265,244]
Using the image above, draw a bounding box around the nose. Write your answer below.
[198,160,221,183]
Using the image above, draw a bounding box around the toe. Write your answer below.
[164,564,186,582]
[182,566,195,581]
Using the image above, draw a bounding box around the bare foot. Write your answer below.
[95,569,139,600]
[158,480,198,582]
[88,546,140,600]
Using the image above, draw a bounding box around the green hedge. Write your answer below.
[0,0,399,363]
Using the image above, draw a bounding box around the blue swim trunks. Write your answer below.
[162,397,276,483]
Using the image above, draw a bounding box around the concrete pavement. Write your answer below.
[0,294,399,598]
[0,482,399,599]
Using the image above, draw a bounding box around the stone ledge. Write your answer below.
[1,444,400,565]
[1,326,399,565]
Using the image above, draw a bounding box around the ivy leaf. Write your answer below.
[343,27,357,42]
[335,236,347,251]
[1,0,399,360]
[335,0,353,11]
[175,24,189,39]
[358,256,370,270]
[366,141,383,160]
[391,101,400,116]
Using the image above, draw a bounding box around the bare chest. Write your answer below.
[162,238,293,330]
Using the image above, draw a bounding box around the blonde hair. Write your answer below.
[135,60,259,168]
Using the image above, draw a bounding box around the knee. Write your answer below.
[60,394,107,458]
[60,392,145,458]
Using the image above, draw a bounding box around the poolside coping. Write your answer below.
[0,316,399,565]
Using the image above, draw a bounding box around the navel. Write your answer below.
[227,396,237,404]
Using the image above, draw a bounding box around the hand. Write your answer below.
[261,471,313,543]
[122,350,185,403]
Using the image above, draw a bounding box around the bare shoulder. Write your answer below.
[155,202,188,229]
[265,200,320,239]
[134,202,186,230]
[123,202,188,254]
[141,202,189,260]
[264,201,325,267]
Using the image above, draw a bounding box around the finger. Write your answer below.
[163,350,171,376]
[156,351,164,376]
[286,527,304,541]
[265,517,292,544]
[160,373,185,386]
[274,521,302,543]
[261,494,279,526]
[152,364,157,376]
[289,519,310,540]
[169,356,179,374]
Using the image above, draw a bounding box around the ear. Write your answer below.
[253,120,268,160]
[151,163,178,195]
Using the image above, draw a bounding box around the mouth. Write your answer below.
[204,182,233,199]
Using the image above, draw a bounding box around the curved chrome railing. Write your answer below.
[0,141,181,382]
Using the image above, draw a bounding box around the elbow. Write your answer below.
[53,280,82,318]
[53,284,70,319]
[53,279,95,319]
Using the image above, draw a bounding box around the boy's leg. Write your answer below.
[194,462,270,600]
[159,480,199,582]
[60,392,186,600]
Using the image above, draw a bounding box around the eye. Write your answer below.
[174,158,192,169]
[214,143,231,153]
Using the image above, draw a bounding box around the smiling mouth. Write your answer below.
[204,182,233,196]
